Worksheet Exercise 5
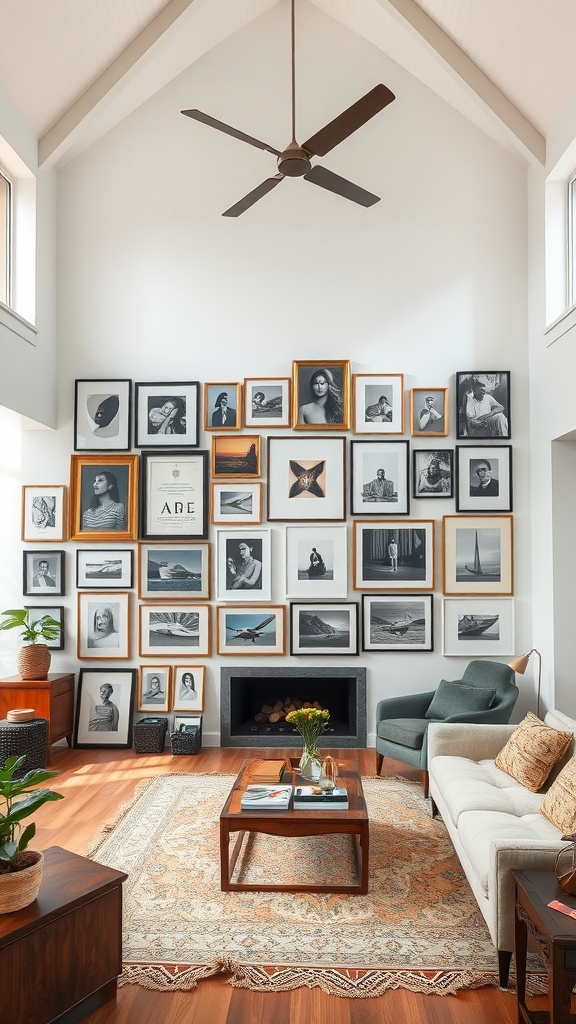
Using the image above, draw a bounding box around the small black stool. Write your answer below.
[0,718,48,775]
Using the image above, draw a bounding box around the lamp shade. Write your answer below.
[508,653,531,675]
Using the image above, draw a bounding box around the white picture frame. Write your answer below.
[210,483,263,525]
[215,528,272,602]
[21,485,67,542]
[285,525,348,598]
[77,591,131,660]
[267,436,346,522]
[350,440,410,516]
[351,373,404,434]
[171,665,205,711]
[442,597,515,656]
[139,604,210,657]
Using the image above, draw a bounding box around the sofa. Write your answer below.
[427,708,576,987]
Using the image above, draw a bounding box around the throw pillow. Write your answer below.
[540,756,576,832]
[424,679,497,720]
[494,712,573,792]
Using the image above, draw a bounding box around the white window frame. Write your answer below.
[568,170,576,311]
[0,165,11,308]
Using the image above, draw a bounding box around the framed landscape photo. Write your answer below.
[412,449,453,499]
[137,665,171,712]
[362,594,433,652]
[22,485,67,542]
[352,373,404,435]
[216,528,272,602]
[134,381,199,448]
[267,436,346,522]
[138,542,210,600]
[70,453,139,543]
[140,450,208,541]
[456,371,511,440]
[350,440,409,516]
[77,591,130,660]
[76,549,133,589]
[74,379,131,452]
[139,604,210,657]
[442,514,514,596]
[244,378,290,428]
[24,605,65,649]
[353,520,434,591]
[211,435,261,479]
[217,606,286,655]
[172,665,205,711]
[410,388,449,437]
[455,445,512,512]
[23,550,65,596]
[442,597,514,657]
[204,382,241,430]
[74,668,136,748]
[211,482,263,525]
[285,525,348,598]
[292,360,350,431]
[290,601,359,655]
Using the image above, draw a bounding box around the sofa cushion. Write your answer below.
[425,679,496,720]
[457,809,562,895]
[494,712,573,792]
[540,755,576,833]
[377,717,428,750]
[429,755,543,827]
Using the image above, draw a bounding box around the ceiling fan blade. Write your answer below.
[303,165,380,207]
[181,109,281,156]
[302,84,395,158]
[222,175,285,217]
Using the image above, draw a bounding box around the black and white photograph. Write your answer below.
[138,543,210,600]
[353,520,435,591]
[70,453,138,542]
[211,435,261,478]
[140,450,208,541]
[172,665,205,711]
[217,606,286,655]
[211,483,263,525]
[456,371,511,439]
[285,525,348,598]
[74,379,132,451]
[442,597,514,656]
[23,550,65,596]
[350,440,409,515]
[290,602,359,655]
[412,449,453,498]
[77,591,130,660]
[216,528,272,602]
[410,388,449,437]
[456,445,512,512]
[267,436,346,521]
[21,485,67,542]
[139,604,210,657]
[76,549,133,589]
[24,605,65,649]
[443,514,514,595]
[203,382,241,430]
[243,377,290,428]
[351,373,404,434]
[74,668,136,748]
[134,381,200,448]
[137,665,171,712]
[362,594,433,651]
[292,360,350,431]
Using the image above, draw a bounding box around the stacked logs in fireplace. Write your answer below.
[256,697,322,725]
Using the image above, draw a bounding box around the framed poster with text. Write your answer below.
[140,451,209,540]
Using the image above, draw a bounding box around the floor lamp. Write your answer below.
[508,649,542,718]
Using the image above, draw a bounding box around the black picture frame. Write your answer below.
[140,450,209,541]
[22,550,65,597]
[456,371,511,440]
[74,668,136,748]
[412,449,454,499]
[134,381,200,448]
[74,378,132,451]
[24,605,65,649]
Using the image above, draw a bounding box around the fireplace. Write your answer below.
[220,667,366,747]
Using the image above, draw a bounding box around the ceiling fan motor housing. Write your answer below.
[277,142,311,177]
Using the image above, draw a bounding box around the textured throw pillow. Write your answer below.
[540,756,576,832]
[494,712,573,792]
[424,679,496,720]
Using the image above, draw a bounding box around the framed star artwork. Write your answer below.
[267,437,346,521]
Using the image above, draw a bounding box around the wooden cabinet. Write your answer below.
[0,674,74,764]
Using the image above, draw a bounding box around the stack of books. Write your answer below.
[248,759,288,784]
[293,786,349,810]
[240,784,292,810]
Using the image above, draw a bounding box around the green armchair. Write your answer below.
[375,660,518,796]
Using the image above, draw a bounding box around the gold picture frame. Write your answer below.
[291,360,350,430]
[70,454,139,542]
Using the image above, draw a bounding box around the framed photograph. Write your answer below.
[172,665,205,711]
[24,605,65,649]
[442,597,515,656]
[204,382,241,430]
[138,542,210,600]
[244,378,290,428]
[413,449,453,498]
[23,550,65,596]
[353,520,435,591]
[211,435,261,478]
[267,436,346,522]
[22,485,67,542]
[456,372,511,440]
[362,594,433,652]
[285,525,348,598]
[442,514,514,596]
[74,668,136,748]
[352,373,404,434]
[139,604,210,657]
[77,591,130,660]
[211,482,263,525]
[70,454,139,542]
[134,381,199,448]
[174,714,202,734]
[350,440,409,516]
[217,606,285,656]
[137,665,171,712]
[216,528,272,602]
[456,445,512,512]
[292,360,350,430]
[74,379,131,451]
[140,450,208,541]
[290,601,359,655]
[410,388,449,437]
[76,549,133,589]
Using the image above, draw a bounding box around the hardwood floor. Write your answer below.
[31,744,545,1024]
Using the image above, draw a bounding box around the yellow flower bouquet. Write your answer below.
[286,706,330,779]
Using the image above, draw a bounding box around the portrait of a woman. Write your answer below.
[82,470,126,531]
[88,682,119,732]
[88,604,119,648]
[294,362,349,428]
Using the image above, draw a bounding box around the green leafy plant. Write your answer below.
[0,756,64,872]
[0,608,62,645]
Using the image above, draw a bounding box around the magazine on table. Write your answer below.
[240,784,292,810]
[293,786,349,810]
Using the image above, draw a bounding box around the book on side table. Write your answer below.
[241,784,292,810]
[248,759,288,784]
[293,786,349,810]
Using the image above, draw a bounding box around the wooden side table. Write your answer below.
[0,674,74,764]
[514,869,576,1024]
[0,845,127,1024]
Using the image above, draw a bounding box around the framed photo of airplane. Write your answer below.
[138,542,210,600]
[442,515,514,596]
[442,597,514,656]
[362,594,433,652]
[217,606,286,655]
[210,482,263,525]
[267,436,346,521]
[138,604,210,657]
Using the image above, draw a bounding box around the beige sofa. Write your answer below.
[427,709,575,987]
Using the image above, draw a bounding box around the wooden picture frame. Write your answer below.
[456,371,511,440]
[442,597,515,656]
[455,445,513,512]
[412,449,454,498]
[350,440,410,516]
[292,360,350,430]
[171,665,206,711]
[353,520,435,591]
[138,542,210,600]
[22,550,65,597]
[139,604,211,657]
[74,379,132,451]
[290,601,359,655]
[70,453,138,542]
[442,514,514,596]
[243,377,291,428]
[137,665,171,712]
[77,591,131,660]
[210,482,263,525]
[211,435,261,478]
[204,382,241,430]
[24,605,65,649]
[215,528,272,602]
[285,525,348,598]
[139,450,208,541]
[21,485,67,542]
[74,668,136,748]
[351,373,404,434]
[217,606,286,655]
[267,436,346,522]
[134,381,200,448]
[76,549,133,589]
[362,594,433,652]
[410,388,449,437]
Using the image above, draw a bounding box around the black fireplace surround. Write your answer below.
[220,666,367,748]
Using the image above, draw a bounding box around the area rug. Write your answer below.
[85,772,541,998]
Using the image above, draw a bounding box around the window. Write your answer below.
[0,167,10,307]
[569,171,576,310]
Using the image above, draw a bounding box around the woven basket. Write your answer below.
[0,851,44,914]
[17,644,51,681]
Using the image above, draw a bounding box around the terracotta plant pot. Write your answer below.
[0,851,43,914]
[17,644,51,681]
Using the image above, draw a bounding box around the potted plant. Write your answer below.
[0,608,62,680]
[0,754,63,912]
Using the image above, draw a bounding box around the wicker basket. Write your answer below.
[133,717,168,754]
[170,726,201,755]
[17,644,51,681]
[0,851,44,914]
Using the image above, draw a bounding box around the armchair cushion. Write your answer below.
[425,679,496,720]
[377,717,428,750]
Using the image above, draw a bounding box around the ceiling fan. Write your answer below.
[181,0,395,217]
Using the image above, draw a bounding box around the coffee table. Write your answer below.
[219,757,369,894]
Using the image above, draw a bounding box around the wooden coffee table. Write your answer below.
[219,757,369,894]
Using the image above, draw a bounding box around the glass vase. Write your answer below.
[299,746,322,782]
